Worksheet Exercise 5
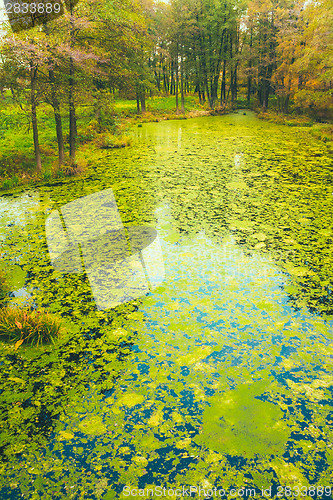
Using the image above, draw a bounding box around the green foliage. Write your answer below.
[310,125,333,143]
[294,90,333,121]
[114,95,201,115]
[1,175,19,190]
[0,269,9,299]
[94,133,133,149]
[0,307,64,348]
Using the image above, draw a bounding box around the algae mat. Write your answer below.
[0,112,333,499]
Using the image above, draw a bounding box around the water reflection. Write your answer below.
[45,188,164,309]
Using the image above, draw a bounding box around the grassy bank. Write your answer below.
[0,94,206,192]
[257,110,333,143]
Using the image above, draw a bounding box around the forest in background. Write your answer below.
[0,0,332,174]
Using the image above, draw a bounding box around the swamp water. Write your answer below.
[0,112,333,499]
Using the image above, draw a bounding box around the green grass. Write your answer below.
[114,94,202,115]
[0,306,64,349]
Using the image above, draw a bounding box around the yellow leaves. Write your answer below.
[171,412,184,424]
[116,393,145,408]
[254,242,266,250]
[59,430,74,440]
[307,424,321,439]
[283,263,314,277]
[253,232,267,241]
[286,378,329,402]
[147,409,163,427]
[176,345,212,366]
[229,219,255,231]
[118,446,131,455]
[78,416,107,436]
[311,374,333,389]
[112,328,130,339]
[179,252,194,259]
[201,479,213,490]
[15,320,22,329]
[176,437,191,449]
[8,377,25,384]
[133,455,148,466]
[168,300,183,311]
[280,357,298,371]
[27,468,40,475]
[193,361,214,372]
[256,300,280,312]
[206,451,224,464]
[318,229,331,237]
[270,460,308,487]
[14,339,24,351]
[284,284,298,295]
[225,181,248,190]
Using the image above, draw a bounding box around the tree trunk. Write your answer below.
[247,28,253,106]
[69,3,76,162]
[69,55,76,160]
[136,92,140,113]
[180,51,185,114]
[211,75,219,107]
[175,53,179,115]
[140,88,146,112]
[285,95,290,114]
[30,64,42,173]
[220,59,226,106]
[247,76,252,105]
[171,60,175,95]
[43,22,64,166]
[49,67,64,166]
[230,37,236,103]
[163,66,169,93]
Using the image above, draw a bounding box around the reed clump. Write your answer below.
[0,307,64,349]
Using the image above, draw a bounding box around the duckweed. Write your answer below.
[0,112,332,499]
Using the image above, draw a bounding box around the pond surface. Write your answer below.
[1,112,333,499]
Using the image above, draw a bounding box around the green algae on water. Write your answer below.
[0,112,333,499]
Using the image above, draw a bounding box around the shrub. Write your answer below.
[95,133,133,149]
[42,170,52,181]
[1,175,19,191]
[0,307,64,349]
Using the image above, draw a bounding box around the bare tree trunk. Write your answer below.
[69,3,76,162]
[30,64,42,173]
[247,28,253,105]
[220,59,226,106]
[43,22,65,166]
[69,56,76,160]
[140,88,146,112]
[49,67,65,166]
[171,60,175,95]
[175,53,179,115]
[136,91,140,113]
[180,51,185,114]
[163,65,169,93]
